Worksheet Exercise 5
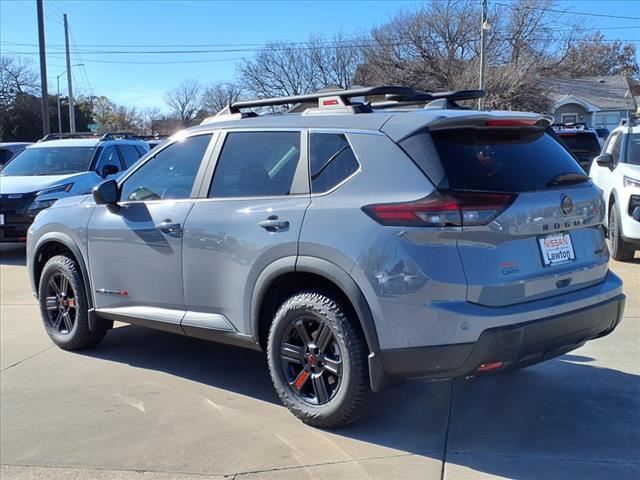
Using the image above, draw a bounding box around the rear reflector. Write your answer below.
[363,191,515,227]
[476,361,504,372]
[485,119,538,127]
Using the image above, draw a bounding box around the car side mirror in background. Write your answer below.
[596,153,613,168]
[101,164,120,178]
[93,179,120,206]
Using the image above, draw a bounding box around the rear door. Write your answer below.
[181,130,309,337]
[427,125,607,307]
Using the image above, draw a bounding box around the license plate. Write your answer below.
[539,233,575,266]
[0,213,4,225]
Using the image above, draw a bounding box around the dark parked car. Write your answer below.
[553,124,602,173]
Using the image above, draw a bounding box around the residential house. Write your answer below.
[545,75,636,131]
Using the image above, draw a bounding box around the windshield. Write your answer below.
[558,132,601,153]
[627,133,640,166]
[0,146,96,176]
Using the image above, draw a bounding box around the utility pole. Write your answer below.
[64,14,76,133]
[478,0,488,110]
[36,0,50,135]
[57,74,62,135]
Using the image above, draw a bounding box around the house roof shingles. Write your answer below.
[545,75,635,111]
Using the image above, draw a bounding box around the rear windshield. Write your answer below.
[558,132,601,153]
[428,128,585,192]
[0,146,95,176]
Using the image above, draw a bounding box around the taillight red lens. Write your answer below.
[363,191,515,227]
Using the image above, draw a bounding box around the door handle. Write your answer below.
[259,216,289,232]
[155,220,182,233]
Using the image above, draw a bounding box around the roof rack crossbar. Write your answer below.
[226,85,418,114]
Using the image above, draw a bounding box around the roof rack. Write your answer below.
[39,132,100,142]
[212,86,486,119]
[100,131,138,140]
[370,89,485,110]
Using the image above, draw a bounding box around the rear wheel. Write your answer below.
[39,255,108,350]
[609,203,635,261]
[267,291,373,428]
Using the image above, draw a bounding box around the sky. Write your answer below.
[1,0,639,113]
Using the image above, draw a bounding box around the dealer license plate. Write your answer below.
[539,233,575,266]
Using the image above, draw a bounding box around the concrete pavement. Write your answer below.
[1,243,638,479]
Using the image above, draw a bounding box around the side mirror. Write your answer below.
[92,179,120,206]
[596,153,613,168]
[101,164,120,178]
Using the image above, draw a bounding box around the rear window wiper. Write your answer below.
[546,172,589,187]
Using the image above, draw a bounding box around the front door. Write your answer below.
[182,130,309,336]
[87,133,215,329]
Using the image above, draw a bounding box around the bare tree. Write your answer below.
[239,34,364,99]
[201,81,243,114]
[92,96,117,131]
[0,56,39,105]
[164,79,202,127]
[140,106,162,134]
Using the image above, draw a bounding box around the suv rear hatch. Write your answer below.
[399,118,608,307]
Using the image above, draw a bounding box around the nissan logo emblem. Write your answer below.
[561,195,573,215]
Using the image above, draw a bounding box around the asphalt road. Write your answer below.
[1,244,638,480]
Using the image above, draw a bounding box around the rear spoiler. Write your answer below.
[382,113,554,142]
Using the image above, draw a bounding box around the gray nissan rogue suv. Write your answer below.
[27,86,625,428]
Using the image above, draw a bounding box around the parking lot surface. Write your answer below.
[1,244,638,479]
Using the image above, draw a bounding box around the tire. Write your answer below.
[609,203,635,262]
[38,255,107,350]
[267,290,374,428]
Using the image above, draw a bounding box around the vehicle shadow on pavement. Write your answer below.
[0,244,26,266]
[84,325,640,479]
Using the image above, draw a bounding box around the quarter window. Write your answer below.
[119,144,143,169]
[209,131,301,198]
[309,133,359,193]
[120,134,212,202]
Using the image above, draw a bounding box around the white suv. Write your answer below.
[590,121,640,261]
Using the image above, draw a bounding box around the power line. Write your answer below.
[495,2,640,20]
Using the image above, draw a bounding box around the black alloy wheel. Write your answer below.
[280,316,343,405]
[43,271,78,335]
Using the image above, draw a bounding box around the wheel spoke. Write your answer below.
[281,343,304,365]
[62,312,74,332]
[45,296,59,311]
[291,369,310,391]
[314,323,332,352]
[322,357,342,375]
[60,275,69,295]
[54,312,63,329]
[295,319,312,345]
[312,374,330,404]
[49,277,61,296]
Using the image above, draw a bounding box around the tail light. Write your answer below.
[362,191,515,227]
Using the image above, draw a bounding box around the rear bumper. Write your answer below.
[369,293,625,391]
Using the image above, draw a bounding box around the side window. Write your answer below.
[118,144,142,169]
[95,145,122,173]
[309,133,359,193]
[120,134,212,202]
[209,131,301,198]
[134,145,147,157]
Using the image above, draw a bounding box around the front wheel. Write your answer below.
[609,203,635,262]
[39,255,108,350]
[267,291,374,428]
